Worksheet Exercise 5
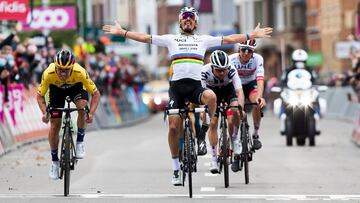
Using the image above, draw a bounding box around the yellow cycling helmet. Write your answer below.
[54,49,75,69]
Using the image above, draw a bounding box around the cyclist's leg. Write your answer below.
[48,85,65,179]
[70,84,89,159]
[248,84,262,150]
[168,80,185,185]
[200,89,217,120]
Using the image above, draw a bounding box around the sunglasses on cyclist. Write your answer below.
[181,12,195,20]
[240,48,254,53]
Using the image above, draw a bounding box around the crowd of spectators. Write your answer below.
[0,27,148,104]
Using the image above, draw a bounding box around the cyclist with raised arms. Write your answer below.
[103,6,272,186]
[201,50,245,173]
[36,49,101,180]
[229,40,266,154]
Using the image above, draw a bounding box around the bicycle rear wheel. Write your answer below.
[64,126,71,196]
[185,125,193,198]
[220,116,229,188]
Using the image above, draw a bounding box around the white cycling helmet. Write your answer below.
[292,49,308,62]
[292,49,308,69]
[178,6,199,23]
[238,39,257,50]
[210,50,230,69]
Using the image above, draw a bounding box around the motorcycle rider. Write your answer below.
[281,49,317,86]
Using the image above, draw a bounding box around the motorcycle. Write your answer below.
[272,69,327,146]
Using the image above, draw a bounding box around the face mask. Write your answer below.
[6,54,13,61]
[7,60,15,67]
[0,58,6,67]
[89,57,96,64]
[295,62,305,69]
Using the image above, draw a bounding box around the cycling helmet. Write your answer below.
[291,49,308,62]
[238,39,257,50]
[178,6,199,23]
[210,50,230,69]
[54,49,75,69]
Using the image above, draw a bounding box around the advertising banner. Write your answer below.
[0,0,29,20]
[20,6,77,31]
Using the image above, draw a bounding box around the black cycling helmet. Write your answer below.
[210,50,230,69]
[54,49,75,69]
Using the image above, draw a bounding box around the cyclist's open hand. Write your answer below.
[102,20,126,36]
[252,23,273,38]
[86,113,94,123]
[256,97,266,108]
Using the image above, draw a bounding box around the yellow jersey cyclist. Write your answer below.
[36,49,101,180]
[103,6,272,186]
[201,50,245,173]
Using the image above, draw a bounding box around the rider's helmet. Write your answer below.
[210,50,230,69]
[291,49,308,69]
[54,49,75,69]
[178,6,199,27]
[238,39,257,51]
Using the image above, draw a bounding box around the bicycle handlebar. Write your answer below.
[46,106,90,120]
[166,107,207,115]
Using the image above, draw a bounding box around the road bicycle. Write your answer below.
[233,103,262,184]
[47,96,89,196]
[166,104,207,198]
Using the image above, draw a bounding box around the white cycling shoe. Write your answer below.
[210,160,219,174]
[49,161,60,180]
[76,142,86,159]
[233,139,242,155]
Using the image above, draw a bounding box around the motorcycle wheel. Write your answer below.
[285,118,293,146]
[296,137,306,146]
[308,117,316,146]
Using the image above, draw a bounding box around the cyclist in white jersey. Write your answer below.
[229,39,266,154]
[201,50,245,173]
[103,6,272,186]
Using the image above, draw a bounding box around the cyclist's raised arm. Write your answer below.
[103,20,151,43]
[222,23,272,45]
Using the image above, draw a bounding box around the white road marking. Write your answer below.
[0,194,360,200]
[200,187,216,192]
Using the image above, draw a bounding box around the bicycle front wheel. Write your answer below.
[220,117,229,188]
[185,126,193,198]
[63,126,71,196]
[241,123,249,184]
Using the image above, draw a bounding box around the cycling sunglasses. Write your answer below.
[240,48,254,53]
[181,12,195,20]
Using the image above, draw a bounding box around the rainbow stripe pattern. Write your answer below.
[170,53,204,65]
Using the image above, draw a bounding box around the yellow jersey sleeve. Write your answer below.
[77,64,98,94]
[37,64,55,96]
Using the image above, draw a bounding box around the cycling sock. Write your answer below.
[254,125,259,136]
[51,149,59,161]
[172,158,180,171]
[211,145,217,161]
[76,128,85,142]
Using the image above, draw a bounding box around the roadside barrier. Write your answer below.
[0,85,150,157]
